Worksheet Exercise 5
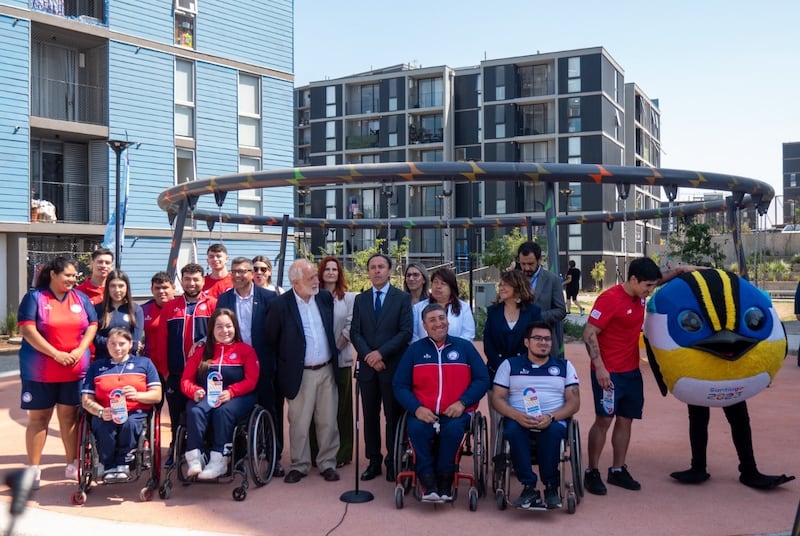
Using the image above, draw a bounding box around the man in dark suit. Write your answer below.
[265,259,341,484]
[351,253,413,481]
[517,241,567,357]
[215,256,281,473]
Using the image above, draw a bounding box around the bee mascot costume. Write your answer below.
[643,269,794,489]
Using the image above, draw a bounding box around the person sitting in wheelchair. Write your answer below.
[181,308,259,480]
[393,303,489,502]
[492,321,580,509]
[81,327,162,483]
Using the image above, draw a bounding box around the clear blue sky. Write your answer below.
[295,0,799,222]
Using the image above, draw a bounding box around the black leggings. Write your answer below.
[687,402,756,473]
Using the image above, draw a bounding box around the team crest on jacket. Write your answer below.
[447,351,459,361]
[548,366,560,376]
[230,353,238,360]
[423,353,433,360]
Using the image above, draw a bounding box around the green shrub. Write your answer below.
[473,306,487,341]
[563,319,584,341]
[5,311,18,337]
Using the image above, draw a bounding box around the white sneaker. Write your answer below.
[65,460,79,481]
[30,465,41,490]
[185,448,203,477]
[198,451,229,480]
[421,490,441,502]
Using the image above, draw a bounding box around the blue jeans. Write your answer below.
[185,394,256,454]
[503,418,566,487]
[407,413,470,477]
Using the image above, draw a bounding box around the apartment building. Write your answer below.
[0,0,294,314]
[294,47,663,287]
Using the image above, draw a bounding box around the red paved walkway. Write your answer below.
[1,343,798,536]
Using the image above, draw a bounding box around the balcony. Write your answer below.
[31,77,108,125]
[31,0,107,24]
[33,180,107,224]
[409,126,443,144]
[346,134,379,150]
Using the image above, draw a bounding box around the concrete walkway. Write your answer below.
[1,341,798,536]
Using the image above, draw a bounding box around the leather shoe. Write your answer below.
[283,469,306,484]
[360,463,382,481]
[273,463,285,478]
[385,465,396,482]
[321,468,340,482]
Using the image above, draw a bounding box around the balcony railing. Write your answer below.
[31,0,107,24]
[34,181,106,224]
[409,127,443,144]
[346,134,379,150]
[31,77,108,125]
[517,119,555,136]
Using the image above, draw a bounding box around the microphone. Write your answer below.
[6,466,37,516]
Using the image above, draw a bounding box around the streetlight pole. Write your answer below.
[107,140,135,270]
[559,186,574,277]
[381,183,393,254]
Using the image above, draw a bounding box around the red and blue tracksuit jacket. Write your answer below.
[154,294,216,378]
[393,335,489,415]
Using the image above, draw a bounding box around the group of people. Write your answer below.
[21,238,762,508]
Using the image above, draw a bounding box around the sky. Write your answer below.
[294,0,800,224]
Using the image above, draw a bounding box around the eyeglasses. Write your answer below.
[253,267,269,273]
[231,269,252,276]
[405,273,422,279]
[528,335,552,343]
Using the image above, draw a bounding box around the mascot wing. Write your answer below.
[643,269,785,407]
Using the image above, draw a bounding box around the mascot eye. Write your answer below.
[743,307,766,330]
[678,310,703,332]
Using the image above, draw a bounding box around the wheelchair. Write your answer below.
[158,404,276,501]
[393,410,488,511]
[71,407,161,505]
[491,417,583,514]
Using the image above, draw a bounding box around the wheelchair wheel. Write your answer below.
[568,419,583,502]
[472,412,488,497]
[468,486,479,512]
[248,406,277,487]
[172,424,190,483]
[75,412,96,497]
[491,419,511,510]
[393,413,413,493]
[394,485,404,509]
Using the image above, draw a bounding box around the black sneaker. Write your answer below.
[513,485,543,508]
[607,465,641,490]
[584,468,607,495]
[544,484,561,509]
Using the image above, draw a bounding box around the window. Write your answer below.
[388,115,399,147]
[360,83,379,114]
[175,148,195,184]
[495,66,505,101]
[360,154,379,163]
[325,121,336,151]
[420,150,442,162]
[790,173,797,188]
[567,97,581,132]
[518,64,552,97]
[238,73,261,148]
[175,0,197,14]
[520,141,555,163]
[175,60,194,138]
[567,57,581,93]
[418,77,443,108]
[326,86,336,117]
[326,190,337,219]
[388,78,398,112]
[325,154,337,166]
[494,106,505,139]
[175,13,195,48]
[420,114,443,143]
[568,223,582,251]
[238,156,261,231]
[519,103,552,135]
[568,137,581,164]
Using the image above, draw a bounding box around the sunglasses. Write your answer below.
[253,267,269,273]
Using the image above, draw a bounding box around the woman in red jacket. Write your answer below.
[181,308,259,479]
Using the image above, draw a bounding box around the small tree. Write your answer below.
[667,220,725,268]
[481,228,527,272]
[590,260,606,291]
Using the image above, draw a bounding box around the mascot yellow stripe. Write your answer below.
[689,271,722,331]
[688,270,736,331]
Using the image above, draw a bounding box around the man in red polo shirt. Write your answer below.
[202,243,232,299]
[75,248,113,305]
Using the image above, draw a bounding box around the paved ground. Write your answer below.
[0,340,798,536]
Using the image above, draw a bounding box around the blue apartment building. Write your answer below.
[0,0,295,314]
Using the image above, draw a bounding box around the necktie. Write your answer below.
[374,289,382,319]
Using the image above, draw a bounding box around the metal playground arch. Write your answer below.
[157,162,775,282]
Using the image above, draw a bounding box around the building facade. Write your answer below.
[783,142,800,227]
[294,47,662,288]
[0,0,295,314]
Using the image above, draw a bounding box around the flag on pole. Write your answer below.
[102,149,130,252]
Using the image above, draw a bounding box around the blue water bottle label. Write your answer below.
[206,371,223,408]
[602,385,615,415]
[110,389,128,424]
[523,387,542,418]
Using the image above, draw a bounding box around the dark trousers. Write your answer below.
[91,411,147,468]
[407,413,469,477]
[687,402,756,473]
[504,419,566,487]
[360,376,400,467]
[165,374,187,439]
[185,393,256,453]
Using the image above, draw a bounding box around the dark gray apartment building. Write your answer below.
[294,47,662,287]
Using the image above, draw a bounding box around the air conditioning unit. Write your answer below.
[175,0,197,14]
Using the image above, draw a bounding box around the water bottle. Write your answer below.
[602,384,615,415]
[522,387,543,419]
[110,389,128,424]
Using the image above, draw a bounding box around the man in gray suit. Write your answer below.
[517,241,567,356]
[351,254,413,481]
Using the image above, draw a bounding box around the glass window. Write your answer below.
[326,86,337,117]
[567,56,581,93]
[326,154,336,165]
[326,189,337,219]
[495,106,505,139]
[175,60,194,138]
[238,74,260,148]
[420,150,443,162]
[495,66,505,101]
[175,148,195,184]
[175,13,194,48]
[419,77,443,108]
[388,78,398,112]
[326,121,336,151]
[567,118,581,133]
[568,137,581,157]
[238,156,261,231]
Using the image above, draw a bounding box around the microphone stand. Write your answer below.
[340,361,374,503]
